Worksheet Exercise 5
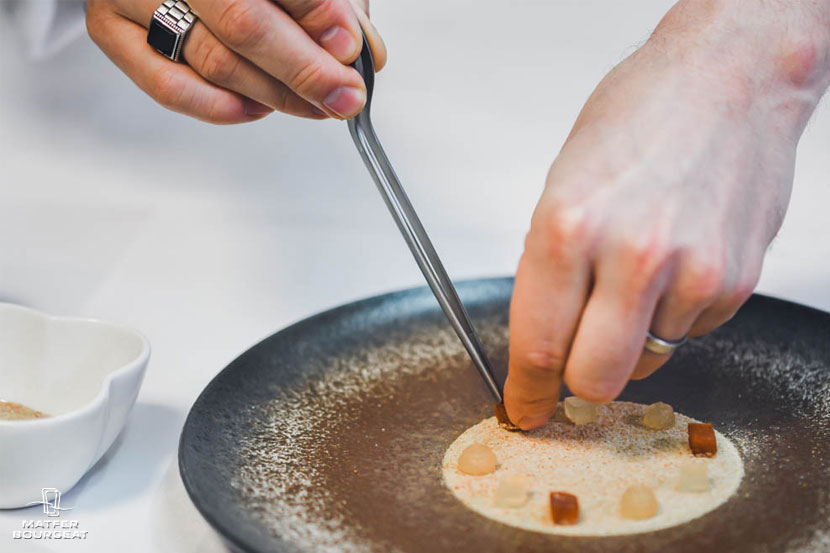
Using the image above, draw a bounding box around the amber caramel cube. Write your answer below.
[550,492,579,525]
[688,422,718,457]
[494,402,521,432]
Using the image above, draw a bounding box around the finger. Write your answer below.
[184,24,328,118]
[277,0,363,63]
[688,283,756,337]
[629,291,707,381]
[629,257,722,380]
[504,210,591,430]
[190,0,367,119]
[688,303,740,337]
[348,0,387,71]
[563,246,668,403]
[111,0,325,119]
[87,5,268,124]
[690,256,760,336]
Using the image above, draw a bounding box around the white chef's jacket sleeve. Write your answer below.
[6,0,87,59]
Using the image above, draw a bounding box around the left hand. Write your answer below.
[86,0,386,123]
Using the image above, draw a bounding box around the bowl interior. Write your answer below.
[0,304,146,416]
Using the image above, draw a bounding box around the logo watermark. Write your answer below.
[26,488,73,517]
[11,489,88,541]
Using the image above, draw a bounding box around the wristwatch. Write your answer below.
[147,0,197,63]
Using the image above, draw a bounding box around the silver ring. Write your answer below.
[147,0,198,63]
[644,331,688,355]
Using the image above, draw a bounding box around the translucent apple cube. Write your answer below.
[620,485,658,520]
[458,443,497,475]
[676,460,709,492]
[643,402,676,430]
[563,396,598,425]
[494,473,529,508]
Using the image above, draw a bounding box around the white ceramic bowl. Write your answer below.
[0,303,150,508]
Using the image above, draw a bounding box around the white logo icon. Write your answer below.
[26,488,73,517]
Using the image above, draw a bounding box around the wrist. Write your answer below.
[648,0,830,138]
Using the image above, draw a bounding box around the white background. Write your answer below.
[1,1,829,551]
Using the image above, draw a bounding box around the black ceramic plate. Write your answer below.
[179,277,830,553]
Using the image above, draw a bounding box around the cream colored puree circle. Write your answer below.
[442,401,744,536]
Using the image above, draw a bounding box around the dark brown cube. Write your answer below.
[688,422,718,457]
[549,491,579,525]
[494,401,521,432]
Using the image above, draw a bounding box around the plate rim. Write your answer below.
[178,277,514,552]
[178,278,829,552]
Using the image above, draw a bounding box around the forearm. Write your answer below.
[649,0,830,139]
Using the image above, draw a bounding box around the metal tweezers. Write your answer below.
[347,31,503,403]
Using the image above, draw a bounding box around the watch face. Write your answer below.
[147,18,178,56]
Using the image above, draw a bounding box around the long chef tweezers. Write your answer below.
[346,32,502,403]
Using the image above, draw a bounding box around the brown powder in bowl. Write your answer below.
[0,400,48,421]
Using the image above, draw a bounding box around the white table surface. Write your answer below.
[1,1,829,551]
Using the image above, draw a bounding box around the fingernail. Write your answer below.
[319,26,357,61]
[322,86,365,118]
[517,414,550,431]
[245,99,272,116]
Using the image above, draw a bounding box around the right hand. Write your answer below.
[86,0,386,124]
[504,0,830,430]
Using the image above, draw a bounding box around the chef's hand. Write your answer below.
[505,0,830,430]
[86,0,386,123]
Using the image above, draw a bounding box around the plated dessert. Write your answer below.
[443,400,743,536]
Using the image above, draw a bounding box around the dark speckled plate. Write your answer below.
[179,277,830,553]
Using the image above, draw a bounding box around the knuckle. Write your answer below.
[288,60,326,95]
[199,41,240,84]
[204,95,234,125]
[519,348,568,380]
[728,273,760,305]
[296,0,339,25]
[617,235,671,288]
[529,202,592,259]
[216,0,266,51]
[270,88,291,114]
[149,68,184,109]
[680,255,726,304]
[515,394,559,412]
[545,204,590,243]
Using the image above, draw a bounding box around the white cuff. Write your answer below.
[12,0,87,59]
